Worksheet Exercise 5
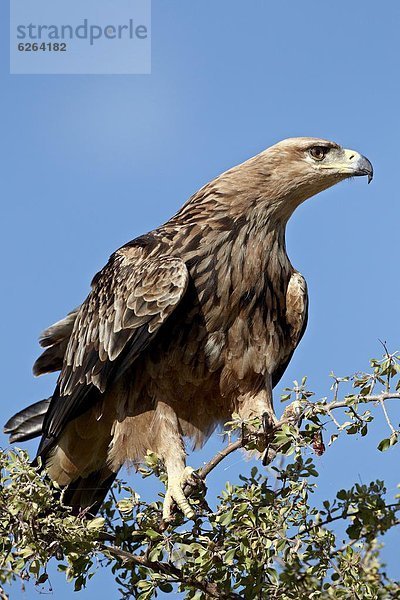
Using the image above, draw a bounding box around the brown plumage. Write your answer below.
[4,137,373,519]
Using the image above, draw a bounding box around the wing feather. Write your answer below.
[39,248,189,452]
[33,307,80,376]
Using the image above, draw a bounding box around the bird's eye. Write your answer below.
[309,146,330,161]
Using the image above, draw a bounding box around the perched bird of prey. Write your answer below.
[5,138,373,520]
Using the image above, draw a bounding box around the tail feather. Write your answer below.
[4,398,50,443]
[5,394,117,516]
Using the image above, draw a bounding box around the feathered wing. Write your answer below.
[272,271,308,387]
[33,307,80,376]
[4,398,51,442]
[38,247,189,458]
[4,310,80,442]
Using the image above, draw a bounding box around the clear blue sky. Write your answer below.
[1,1,400,598]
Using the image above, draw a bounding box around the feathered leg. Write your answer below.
[151,401,196,521]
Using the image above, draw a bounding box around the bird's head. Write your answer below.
[267,137,373,184]
[180,137,373,227]
[248,137,373,219]
[218,137,373,223]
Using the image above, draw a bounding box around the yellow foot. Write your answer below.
[163,466,198,522]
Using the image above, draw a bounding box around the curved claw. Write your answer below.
[262,411,278,432]
[262,445,277,466]
[163,466,197,521]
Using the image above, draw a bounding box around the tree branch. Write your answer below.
[289,501,400,540]
[325,392,400,411]
[101,543,243,599]
[100,389,400,598]
[379,397,397,435]
[184,391,400,487]
[199,439,243,480]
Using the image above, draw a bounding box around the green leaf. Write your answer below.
[224,548,236,564]
[159,582,173,593]
[378,438,391,452]
[145,528,162,541]
[86,517,105,530]
[137,580,153,590]
[265,567,279,585]
[280,394,292,403]
[36,573,48,584]
[347,523,362,540]
[218,510,234,526]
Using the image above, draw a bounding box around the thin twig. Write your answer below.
[326,392,400,412]
[0,586,8,600]
[326,407,341,428]
[379,398,397,435]
[199,439,242,480]
[348,406,364,424]
[191,392,400,482]
[289,502,400,540]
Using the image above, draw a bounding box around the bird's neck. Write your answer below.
[164,170,304,282]
[169,209,290,292]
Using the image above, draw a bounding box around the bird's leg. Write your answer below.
[151,401,197,522]
[163,461,198,522]
[237,383,278,452]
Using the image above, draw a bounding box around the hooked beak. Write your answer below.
[342,148,374,184]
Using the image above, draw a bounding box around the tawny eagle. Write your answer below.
[5,138,373,520]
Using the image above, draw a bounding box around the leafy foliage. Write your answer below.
[1,352,400,599]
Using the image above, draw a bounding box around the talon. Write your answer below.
[186,469,201,485]
[261,413,278,464]
[163,466,197,522]
[262,444,277,466]
[241,420,247,445]
[262,446,270,466]
[262,411,273,432]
